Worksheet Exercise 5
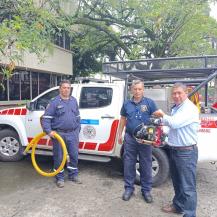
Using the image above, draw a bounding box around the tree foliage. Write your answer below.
[63,0,217,75]
[71,0,217,59]
[1,0,217,78]
[0,0,68,80]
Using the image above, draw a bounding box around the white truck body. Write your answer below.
[0,83,125,161]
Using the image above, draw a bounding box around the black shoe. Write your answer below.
[56,180,64,188]
[69,176,82,184]
[122,190,133,201]
[142,192,153,203]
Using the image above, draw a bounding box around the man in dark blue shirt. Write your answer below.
[118,80,158,203]
[41,80,81,188]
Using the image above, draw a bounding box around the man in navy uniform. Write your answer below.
[117,80,159,203]
[41,80,81,188]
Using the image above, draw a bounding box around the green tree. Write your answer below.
[1,0,217,79]
[66,0,217,75]
[0,0,69,83]
[76,0,217,57]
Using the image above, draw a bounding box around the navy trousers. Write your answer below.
[123,133,152,194]
[52,130,79,181]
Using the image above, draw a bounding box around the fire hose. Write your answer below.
[23,132,68,177]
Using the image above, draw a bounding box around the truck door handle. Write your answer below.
[101,115,115,119]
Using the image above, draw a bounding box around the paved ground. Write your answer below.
[0,156,217,217]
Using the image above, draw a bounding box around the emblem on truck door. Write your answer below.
[83,125,96,139]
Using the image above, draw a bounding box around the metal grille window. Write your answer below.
[39,73,50,94]
[9,72,20,100]
[32,72,39,99]
[21,71,30,100]
[0,74,7,101]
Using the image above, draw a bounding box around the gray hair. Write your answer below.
[172,82,188,92]
[131,79,144,88]
[59,79,71,87]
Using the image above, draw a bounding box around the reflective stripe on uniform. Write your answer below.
[54,169,64,173]
[67,166,77,170]
[43,116,54,119]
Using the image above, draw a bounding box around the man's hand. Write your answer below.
[49,131,56,138]
[153,109,165,118]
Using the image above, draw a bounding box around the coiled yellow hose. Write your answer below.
[24,132,67,177]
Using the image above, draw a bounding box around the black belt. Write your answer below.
[55,129,74,133]
[169,144,197,150]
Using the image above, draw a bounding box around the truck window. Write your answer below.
[79,87,112,108]
[35,89,59,110]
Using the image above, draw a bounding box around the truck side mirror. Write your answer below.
[26,101,35,111]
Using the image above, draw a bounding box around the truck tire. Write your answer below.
[0,129,24,161]
[135,147,170,187]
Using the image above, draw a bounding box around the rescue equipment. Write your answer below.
[133,117,167,147]
[23,132,68,177]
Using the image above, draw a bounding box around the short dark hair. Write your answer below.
[59,80,71,87]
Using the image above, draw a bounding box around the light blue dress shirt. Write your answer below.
[162,98,199,147]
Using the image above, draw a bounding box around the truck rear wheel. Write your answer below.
[0,129,24,161]
[135,147,170,187]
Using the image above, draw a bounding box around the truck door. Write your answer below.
[78,84,124,154]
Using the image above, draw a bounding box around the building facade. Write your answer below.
[0,36,73,107]
[0,0,78,107]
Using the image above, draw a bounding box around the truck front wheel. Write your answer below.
[0,129,24,161]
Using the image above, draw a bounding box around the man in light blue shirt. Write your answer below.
[154,83,199,217]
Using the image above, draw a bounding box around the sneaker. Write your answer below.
[56,180,64,188]
[69,176,82,184]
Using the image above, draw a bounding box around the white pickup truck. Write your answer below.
[0,80,217,186]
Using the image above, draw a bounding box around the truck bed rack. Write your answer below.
[103,55,217,105]
[103,55,217,81]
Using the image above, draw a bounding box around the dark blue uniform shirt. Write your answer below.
[120,97,158,135]
[42,95,80,134]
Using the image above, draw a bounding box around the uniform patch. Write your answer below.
[83,125,96,139]
[140,105,148,112]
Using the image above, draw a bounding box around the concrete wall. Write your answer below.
[1,45,73,75]
[19,46,73,75]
